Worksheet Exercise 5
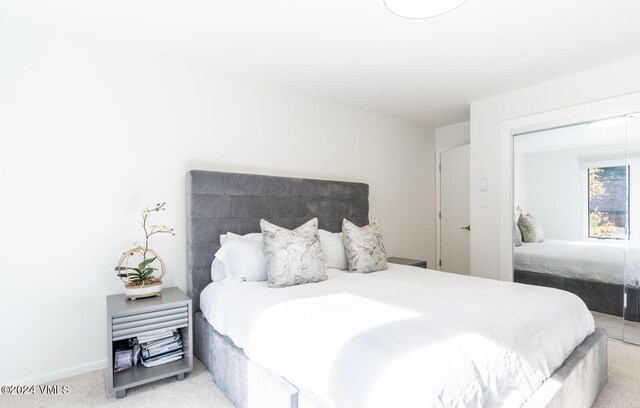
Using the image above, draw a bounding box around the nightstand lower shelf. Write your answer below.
[112,357,190,397]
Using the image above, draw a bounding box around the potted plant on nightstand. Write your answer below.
[115,202,175,300]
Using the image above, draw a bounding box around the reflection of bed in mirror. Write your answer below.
[514,239,640,321]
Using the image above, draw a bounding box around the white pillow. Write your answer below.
[214,238,267,281]
[226,232,263,243]
[318,229,348,270]
[211,231,266,282]
[211,258,226,282]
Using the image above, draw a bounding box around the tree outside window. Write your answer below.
[588,166,629,239]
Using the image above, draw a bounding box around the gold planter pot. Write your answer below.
[117,247,167,300]
[124,280,163,300]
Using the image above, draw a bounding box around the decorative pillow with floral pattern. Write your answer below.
[342,218,388,273]
[518,213,544,243]
[260,218,327,288]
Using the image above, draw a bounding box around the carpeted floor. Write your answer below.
[593,339,640,408]
[1,358,233,408]
[2,340,639,407]
[592,311,640,344]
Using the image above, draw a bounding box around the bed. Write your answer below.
[186,170,607,408]
[514,239,640,321]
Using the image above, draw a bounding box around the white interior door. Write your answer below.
[440,144,470,275]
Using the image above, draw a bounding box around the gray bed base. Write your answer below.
[194,312,299,408]
[195,311,607,408]
[186,170,608,408]
[515,269,640,322]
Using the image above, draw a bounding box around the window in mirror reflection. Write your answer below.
[588,165,629,239]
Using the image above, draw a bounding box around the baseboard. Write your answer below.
[6,359,107,386]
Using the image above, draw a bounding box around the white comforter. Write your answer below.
[200,264,594,408]
[514,239,640,285]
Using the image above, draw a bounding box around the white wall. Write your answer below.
[470,55,640,280]
[436,121,470,151]
[0,32,436,384]
[513,150,527,212]
[523,149,584,241]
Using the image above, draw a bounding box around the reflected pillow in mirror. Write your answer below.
[518,213,544,243]
[514,222,523,247]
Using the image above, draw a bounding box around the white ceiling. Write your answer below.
[5,0,640,127]
[514,124,625,155]
[514,116,640,155]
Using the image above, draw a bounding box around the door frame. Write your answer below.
[436,143,470,271]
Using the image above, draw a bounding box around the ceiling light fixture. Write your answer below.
[586,116,632,129]
[383,0,470,19]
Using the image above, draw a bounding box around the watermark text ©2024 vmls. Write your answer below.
[1,384,70,395]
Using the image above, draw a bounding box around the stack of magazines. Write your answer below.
[136,330,184,368]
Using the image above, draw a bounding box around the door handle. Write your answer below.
[461,225,471,231]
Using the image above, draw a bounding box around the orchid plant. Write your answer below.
[115,202,175,284]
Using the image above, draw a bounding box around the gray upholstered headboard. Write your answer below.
[186,170,369,312]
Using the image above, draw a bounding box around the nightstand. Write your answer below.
[106,287,193,398]
[387,257,427,269]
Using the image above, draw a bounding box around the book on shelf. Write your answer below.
[140,349,184,368]
[136,330,177,344]
[134,329,185,368]
[140,332,180,348]
[142,340,183,359]
[141,354,183,368]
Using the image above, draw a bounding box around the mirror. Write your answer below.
[624,113,640,344]
[512,116,635,340]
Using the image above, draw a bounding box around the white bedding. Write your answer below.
[200,264,594,408]
[514,239,640,285]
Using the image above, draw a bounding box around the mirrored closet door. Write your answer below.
[512,113,640,342]
[624,113,640,344]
